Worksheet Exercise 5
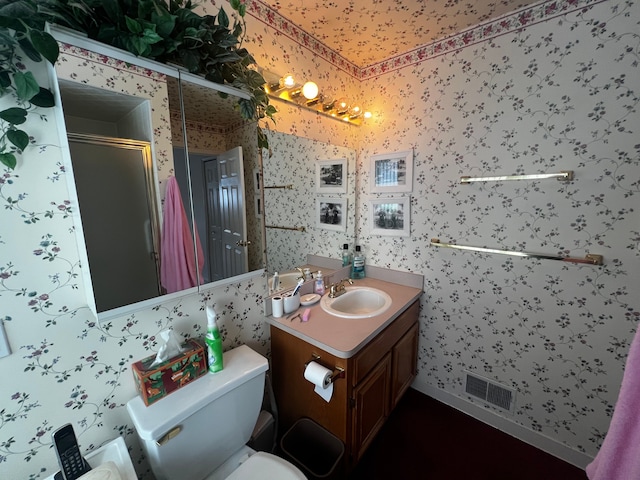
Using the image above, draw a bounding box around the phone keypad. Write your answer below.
[61,449,86,479]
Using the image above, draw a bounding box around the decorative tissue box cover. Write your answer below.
[132,339,206,406]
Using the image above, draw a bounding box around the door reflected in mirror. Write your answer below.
[167,77,263,287]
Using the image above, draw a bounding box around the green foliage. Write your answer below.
[0,0,60,168]
[0,0,275,169]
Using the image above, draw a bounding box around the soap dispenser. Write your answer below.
[314,270,325,295]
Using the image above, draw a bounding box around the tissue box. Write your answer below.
[132,338,206,406]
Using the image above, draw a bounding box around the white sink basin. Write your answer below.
[320,286,392,319]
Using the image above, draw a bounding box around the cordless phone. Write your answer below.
[52,423,92,480]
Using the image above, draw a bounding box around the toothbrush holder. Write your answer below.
[283,292,301,314]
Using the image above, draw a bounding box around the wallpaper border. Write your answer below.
[247,0,609,79]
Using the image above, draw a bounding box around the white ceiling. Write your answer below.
[258,0,542,68]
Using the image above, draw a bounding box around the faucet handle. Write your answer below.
[328,278,353,298]
[339,278,354,288]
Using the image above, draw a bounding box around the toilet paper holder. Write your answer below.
[305,354,345,384]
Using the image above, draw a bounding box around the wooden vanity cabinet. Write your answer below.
[270,299,419,470]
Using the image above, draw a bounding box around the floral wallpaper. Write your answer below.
[1,0,638,478]
[352,0,637,464]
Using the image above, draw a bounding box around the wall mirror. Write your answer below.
[166,75,263,286]
[262,130,357,295]
[52,29,264,319]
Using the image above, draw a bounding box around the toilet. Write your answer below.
[126,345,306,480]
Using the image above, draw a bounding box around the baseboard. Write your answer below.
[411,380,593,470]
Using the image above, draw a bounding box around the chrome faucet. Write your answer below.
[328,278,353,298]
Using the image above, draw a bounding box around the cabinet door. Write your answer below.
[351,353,391,463]
[391,322,419,409]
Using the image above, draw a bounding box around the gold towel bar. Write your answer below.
[460,171,574,184]
[266,225,306,232]
[430,238,603,265]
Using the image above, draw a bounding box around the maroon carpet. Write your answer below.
[349,388,588,480]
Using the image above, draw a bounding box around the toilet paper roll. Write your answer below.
[272,296,284,318]
[304,361,334,402]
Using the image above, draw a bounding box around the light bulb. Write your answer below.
[336,98,349,114]
[302,81,319,100]
[282,74,295,88]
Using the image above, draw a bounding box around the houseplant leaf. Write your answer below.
[217,6,229,29]
[29,87,55,108]
[0,1,32,33]
[7,128,29,151]
[0,71,10,89]
[151,10,176,38]
[238,97,256,120]
[0,152,16,169]
[125,16,144,34]
[0,107,28,125]
[13,70,40,102]
[29,29,59,64]
[17,37,42,62]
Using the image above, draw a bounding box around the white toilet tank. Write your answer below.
[127,345,268,480]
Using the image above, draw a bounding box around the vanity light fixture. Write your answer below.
[261,68,372,125]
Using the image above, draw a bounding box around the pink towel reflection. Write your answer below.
[160,176,204,293]
[586,322,640,480]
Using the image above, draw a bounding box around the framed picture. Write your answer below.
[369,150,413,193]
[369,197,410,236]
[316,197,347,232]
[316,158,347,194]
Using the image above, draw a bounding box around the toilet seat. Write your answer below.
[225,452,306,479]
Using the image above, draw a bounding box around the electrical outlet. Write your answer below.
[0,320,11,358]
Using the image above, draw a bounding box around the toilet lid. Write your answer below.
[225,452,306,480]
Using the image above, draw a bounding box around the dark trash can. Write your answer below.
[280,418,345,479]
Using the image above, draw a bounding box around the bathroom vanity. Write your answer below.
[267,274,422,471]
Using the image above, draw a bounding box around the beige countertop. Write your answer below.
[266,277,422,358]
